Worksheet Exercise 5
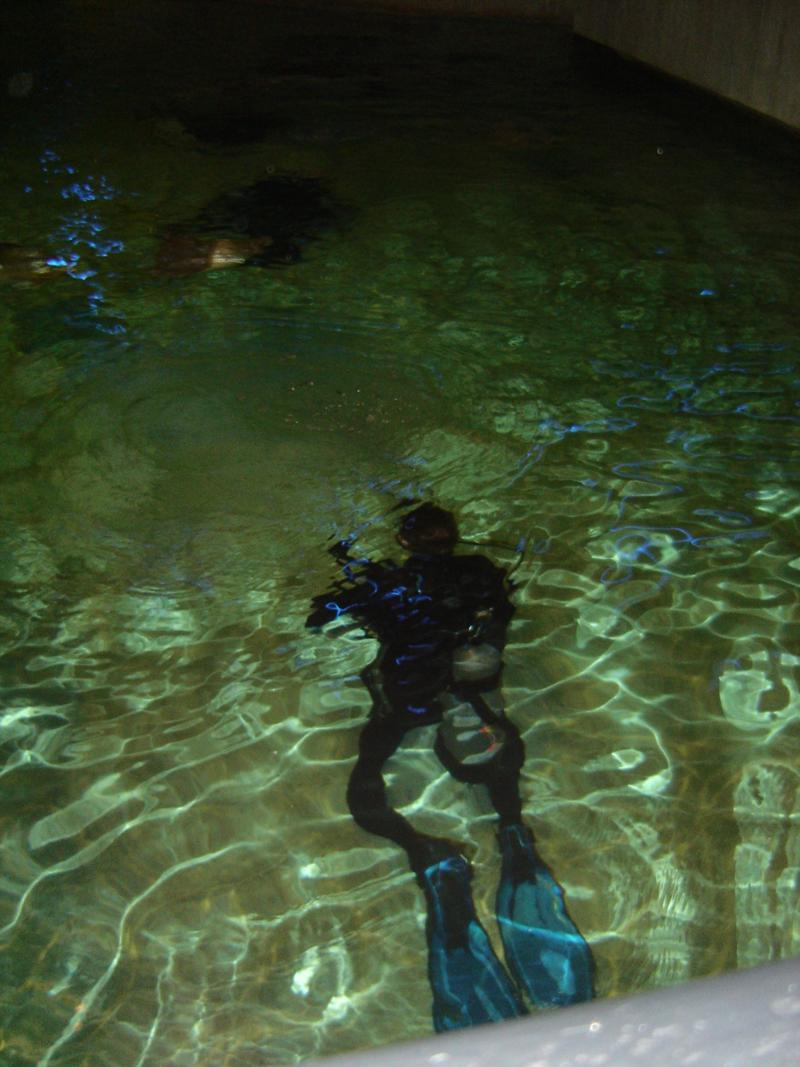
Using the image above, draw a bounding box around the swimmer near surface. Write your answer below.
[153,173,342,277]
[307,503,595,1033]
[1,173,343,282]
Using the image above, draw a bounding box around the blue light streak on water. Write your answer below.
[691,508,753,527]
[33,148,129,335]
[596,516,769,620]
[510,414,639,487]
[609,522,768,550]
[606,352,799,424]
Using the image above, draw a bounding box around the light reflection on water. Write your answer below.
[1,3,800,1065]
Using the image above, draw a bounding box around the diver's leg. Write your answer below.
[438,645,522,792]
[419,853,526,1031]
[435,691,594,1009]
[435,693,510,771]
[348,709,525,1031]
[346,715,457,873]
[402,689,525,1030]
[434,688,524,806]
[495,822,594,1008]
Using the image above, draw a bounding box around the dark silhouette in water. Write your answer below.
[176,111,290,147]
[307,503,594,1032]
[2,175,342,282]
[155,174,341,277]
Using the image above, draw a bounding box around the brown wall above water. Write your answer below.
[339,0,572,14]
[231,0,572,16]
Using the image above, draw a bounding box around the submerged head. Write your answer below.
[0,242,68,282]
[397,504,458,555]
[153,232,274,276]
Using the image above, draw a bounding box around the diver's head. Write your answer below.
[397,504,458,555]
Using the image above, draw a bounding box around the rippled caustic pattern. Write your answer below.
[1,4,799,1064]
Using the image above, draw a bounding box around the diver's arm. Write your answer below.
[305,567,390,630]
[304,538,367,630]
[307,536,399,631]
[328,538,356,565]
[305,586,361,629]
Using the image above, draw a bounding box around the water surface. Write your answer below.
[1,4,799,1064]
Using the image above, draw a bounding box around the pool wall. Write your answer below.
[574,0,800,133]
[238,0,800,132]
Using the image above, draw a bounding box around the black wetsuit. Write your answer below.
[306,544,525,876]
[307,536,595,1027]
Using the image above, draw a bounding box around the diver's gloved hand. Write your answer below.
[496,823,594,1008]
[327,537,355,563]
[420,854,526,1032]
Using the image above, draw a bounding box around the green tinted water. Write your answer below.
[1,3,799,1064]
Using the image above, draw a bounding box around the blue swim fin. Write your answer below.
[496,823,594,1009]
[420,854,527,1032]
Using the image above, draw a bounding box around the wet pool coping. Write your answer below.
[300,955,800,1067]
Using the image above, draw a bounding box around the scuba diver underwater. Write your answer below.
[306,503,594,1032]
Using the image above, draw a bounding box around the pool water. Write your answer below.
[2,3,799,1063]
